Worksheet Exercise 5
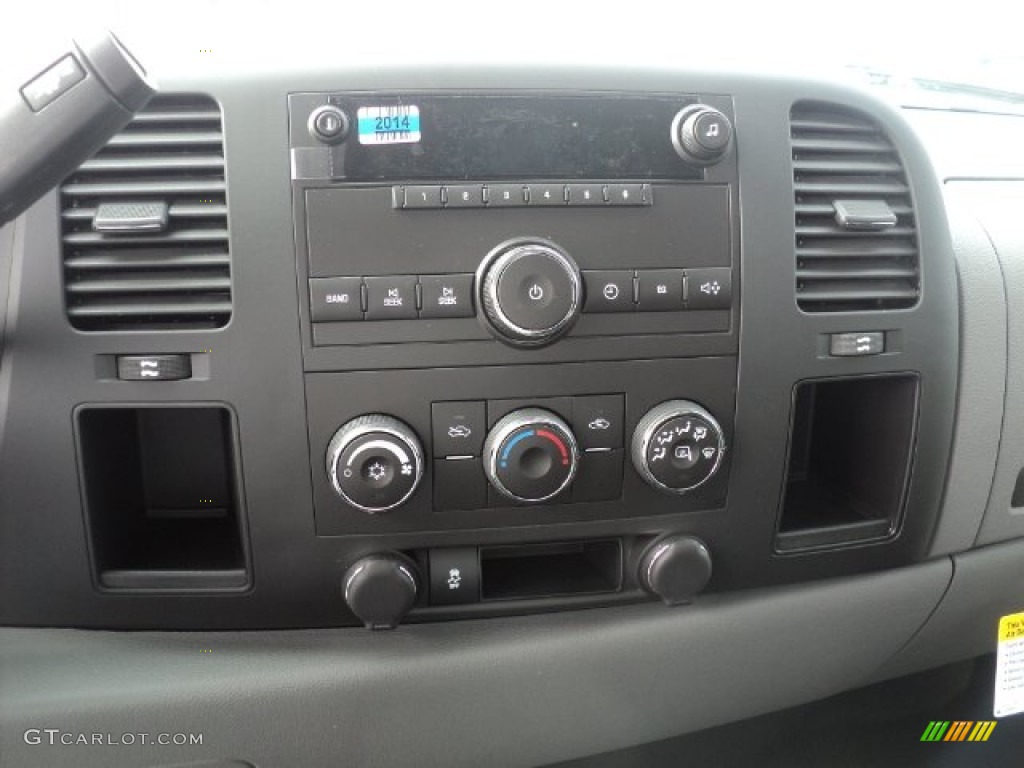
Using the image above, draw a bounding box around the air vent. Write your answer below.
[60,94,231,330]
[791,101,919,312]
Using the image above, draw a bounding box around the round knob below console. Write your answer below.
[478,239,582,347]
[484,408,579,503]
[343,553,420,630]
[326,414,424,513]
[632,400,726,494]
[639,535,712,605]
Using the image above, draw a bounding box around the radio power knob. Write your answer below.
[326,414,425,513]
[478,239,582,347]
[671,105,733,165]
[632,400,726,494]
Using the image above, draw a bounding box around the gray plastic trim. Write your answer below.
[951,183,1024,546]
[874,538,1024,682]
[0,559,950,768]
[0,221,12,362]
[928,188,1008,555]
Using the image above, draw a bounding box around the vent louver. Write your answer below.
[60,94,231,330]
[791,101,919,312]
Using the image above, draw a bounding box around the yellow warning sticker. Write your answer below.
[995,611,1024,717]
[999,614,1024,642]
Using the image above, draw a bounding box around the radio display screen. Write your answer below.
[329,93,705,182]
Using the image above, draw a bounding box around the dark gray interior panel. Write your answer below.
[0,559,950,768]
[0,52,987,767]
[0,65,958,630]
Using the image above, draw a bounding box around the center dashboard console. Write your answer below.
[281,84,954,629]
[288,91,744,626]
[0,68,959,631]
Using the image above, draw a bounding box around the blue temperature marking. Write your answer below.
[499,429,534,468]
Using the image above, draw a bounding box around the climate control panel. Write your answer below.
[308,357,735,535]
[324,396,727,513]
[312,357,735,537]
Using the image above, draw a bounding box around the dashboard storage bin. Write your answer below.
[777,375,919,552]
[75,405,249,590]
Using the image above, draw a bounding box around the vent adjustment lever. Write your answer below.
[833,199,897,231]
[93,201,168,233]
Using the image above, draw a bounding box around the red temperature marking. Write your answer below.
[536,429,570,465]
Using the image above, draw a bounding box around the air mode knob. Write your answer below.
[632,400,726,494]
[671,105,733,165]
[326,414,424,513]
[483,408,580,503]
[478,239,582,347]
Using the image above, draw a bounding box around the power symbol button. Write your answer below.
[528,284,545,301]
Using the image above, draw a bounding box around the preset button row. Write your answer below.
[310,274,474,322]
[394,182,652,209]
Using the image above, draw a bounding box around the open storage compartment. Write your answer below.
[776,374,919,552]
[76,405,249,590]
[480,540,622,601]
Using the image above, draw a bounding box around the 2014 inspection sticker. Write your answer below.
[357,105,421,145]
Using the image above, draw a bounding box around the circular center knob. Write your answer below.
[478,239,582,347]
[326,414,424,513]
[632,400,726,494]
[483,408,579,503]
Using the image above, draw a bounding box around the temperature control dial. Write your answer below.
[632,400,726,494]
[326,414,424,513]
[478,239,582,347]
[483,408,580,503]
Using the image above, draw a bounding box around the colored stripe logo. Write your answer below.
[920,721,996,742]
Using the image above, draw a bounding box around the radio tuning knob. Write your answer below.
[477,239,582,347]
[632,400,726,494]
[326,414,424,513]
[671,105,733,165]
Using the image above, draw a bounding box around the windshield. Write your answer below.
[2,0,1021,106]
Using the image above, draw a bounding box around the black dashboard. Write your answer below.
[2,54,1023,768]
